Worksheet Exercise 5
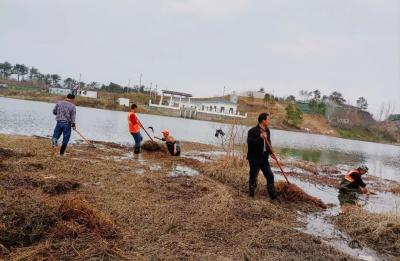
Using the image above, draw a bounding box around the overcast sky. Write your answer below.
[1,0,399,115]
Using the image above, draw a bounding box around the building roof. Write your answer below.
[162,90,192,97]
[194,98,237,105]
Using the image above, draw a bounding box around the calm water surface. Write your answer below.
[1,97,399,181]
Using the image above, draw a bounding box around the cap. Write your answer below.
[358,165,369,172]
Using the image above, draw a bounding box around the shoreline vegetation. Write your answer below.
[0,134,398,260]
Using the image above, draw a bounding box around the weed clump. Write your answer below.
[0,190,57,248]
[0,174,43,190]
[275,181,326,209]
[58,196,118,239]
[390,184,400,194]
[0,148,17,159]
[142,140,163,152]
[43,181,80,196]
[0,148,33,159]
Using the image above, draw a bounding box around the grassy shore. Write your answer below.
[1,134,399,259]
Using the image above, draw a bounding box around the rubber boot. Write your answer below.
[267,184,278,200]
[134,147,141,154]
[60,144,67,156]
[249,184,256,198]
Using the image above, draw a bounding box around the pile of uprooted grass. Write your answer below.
[275,181,326,209]
[0,147,33,160]
[334,206,400,258]
[142,140,164,152]
[200,158,326,210]
[0,189,121,260]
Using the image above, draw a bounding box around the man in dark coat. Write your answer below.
[247,112,278,199]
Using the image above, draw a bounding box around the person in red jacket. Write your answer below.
[128,104,142,154]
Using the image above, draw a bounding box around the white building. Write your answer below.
[49,87,72,96]
[117,98,130,107]
[194,98,238,115]
[149,90,247,118]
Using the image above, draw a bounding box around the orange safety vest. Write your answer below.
[128,111,140,133]
[344,169,360,182]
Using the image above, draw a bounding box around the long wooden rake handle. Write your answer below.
[264,136,290,184]
[74,129,95,147]
[137,118,154,142]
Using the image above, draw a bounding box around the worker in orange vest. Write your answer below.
[338,165,369,206]
[128,104,142,154]
[154,129,181,156]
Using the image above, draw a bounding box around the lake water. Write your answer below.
[1,97,399,181]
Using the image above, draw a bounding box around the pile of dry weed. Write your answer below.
[275,181,326,208]
[142,140,164,152]
[201,158,327,210]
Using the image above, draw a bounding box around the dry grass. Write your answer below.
[0,134,353,260]
[334,206,400,258]
[390,184,400,194]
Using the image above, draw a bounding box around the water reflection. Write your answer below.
[278,148,364,165]
[277,147,400,181]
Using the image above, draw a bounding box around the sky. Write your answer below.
[1,0,399,116]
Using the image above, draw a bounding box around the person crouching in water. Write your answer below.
[155,129,181,156]
[128,104,143,154]
[338,165,370,209]
[51,93,76,156]
[247,112,278,199]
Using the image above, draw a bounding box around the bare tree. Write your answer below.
[375,101,396,121]
[299,90,312,102]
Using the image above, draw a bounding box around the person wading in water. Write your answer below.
[338,165,370,211]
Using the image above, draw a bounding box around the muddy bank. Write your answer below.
[0,134,358,260]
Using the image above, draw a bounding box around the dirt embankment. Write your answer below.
[0,134,355,260]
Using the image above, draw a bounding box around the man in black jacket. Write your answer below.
[247,112,278,199]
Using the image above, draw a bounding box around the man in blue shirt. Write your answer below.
[51,93,76,156]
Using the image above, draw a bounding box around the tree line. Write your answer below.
[0,61,153,94]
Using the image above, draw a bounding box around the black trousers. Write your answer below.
[248,158,274,189]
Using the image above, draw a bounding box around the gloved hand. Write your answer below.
[71,123,76,130]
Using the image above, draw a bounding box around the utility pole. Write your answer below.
[149,82,152,98]
[127,79,131,93]
[139,73,142,91]
[223,86,226,96]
